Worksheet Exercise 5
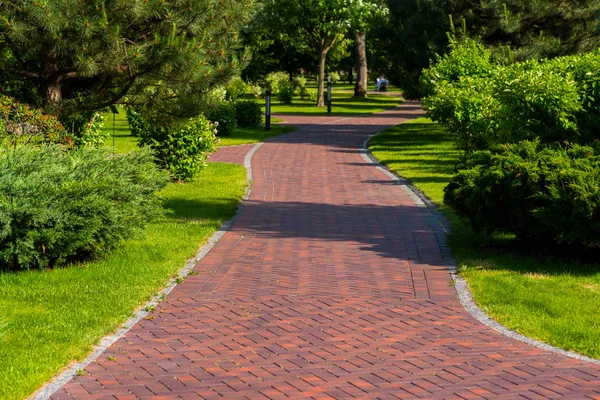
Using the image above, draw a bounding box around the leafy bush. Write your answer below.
[0,145,168,270]
[309,90,318,102]
[421,38,495,96]
[226,76,248,100]
[493,60,582,144]
[126,107,145,137]
[294,76,308,99]
[249,83,264,99]
[444,140,600,246]
[77,112,108,147]
[137,114,218,181]
[0,95,71,148]
[277,82,294,104]
[205,102,237,137]
[234,100,262,127]
[329,71,340,84]
[423,76,499,153]
[265,71,290,94]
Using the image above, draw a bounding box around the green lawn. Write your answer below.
[369,117,600,359]
[218,124,295,146]
[264,91,403,115]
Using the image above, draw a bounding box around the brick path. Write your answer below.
[53,103,600,399]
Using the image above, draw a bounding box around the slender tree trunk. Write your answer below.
[354,31,368,98]
[42,53,63,115]
[317,50,328,107]
[347,67,353,84]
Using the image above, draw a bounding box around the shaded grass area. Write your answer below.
[218,123,295,147]
[101,108,139,153]
[369,117,600,359]
[0,163,247,400]
[264,92,402,115]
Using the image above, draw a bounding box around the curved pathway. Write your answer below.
[53,103,600,399]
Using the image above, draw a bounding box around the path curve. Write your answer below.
[52,103,600,399]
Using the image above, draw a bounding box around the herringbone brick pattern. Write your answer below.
[53,103,600,399]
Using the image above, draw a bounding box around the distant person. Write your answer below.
[376,77,381,91]
[376,76,387,91]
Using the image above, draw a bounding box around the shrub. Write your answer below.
[0,145,168,270]
[226,77,248,100]
[77,112,108,147]
[329,71,341,84]
[444,140,600,246]
[248,83,263,99]
[308,90,318,102]
[423,76,499,153]
[421,38,495,96]
[234,100,262,127]
[294,76,308,99]
[205,102,237,137]
[265,71,290,94]
[493,60,582,144]
[126,107,145,137]
[137,114,218,181]
[277,82,294,104]
[0,95,71,148]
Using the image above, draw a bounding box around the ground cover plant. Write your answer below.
[369,118,600,360]
[0,162,247,400]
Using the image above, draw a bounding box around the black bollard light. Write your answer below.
[109,104,119,153]
[265,89,271,131]
[327,74,332,114]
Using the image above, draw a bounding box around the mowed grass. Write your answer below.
[264,89,402,115]
[369,117,600,359]
[1,114,248,399]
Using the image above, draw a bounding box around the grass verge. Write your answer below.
[264,92,402,115]
[0,163,246,399]
[369,117,600,359]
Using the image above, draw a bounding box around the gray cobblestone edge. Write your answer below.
[361,134,600,366]
[32,143,264,400]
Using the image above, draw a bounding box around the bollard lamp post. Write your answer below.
[265,89,271,131]
[327,74,332,114]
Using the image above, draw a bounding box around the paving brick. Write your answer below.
[52,103,600,399]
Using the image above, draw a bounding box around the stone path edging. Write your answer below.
[32,143,264,400]
[361,134,600,366]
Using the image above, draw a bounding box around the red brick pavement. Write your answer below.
[53,102,600,399]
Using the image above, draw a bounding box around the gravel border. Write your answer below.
[361,134,600,366]
[31,143,264,400]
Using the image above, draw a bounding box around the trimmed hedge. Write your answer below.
[0,145,168,270]
[234,100,262,127]
[205,102,237,137]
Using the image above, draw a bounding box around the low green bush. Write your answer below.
[329,71,341,84]
[294,76,308,99]
[423,76,499,153]
[265,71,290,94]
[137,114,218,181]
[226,76,248,100]
[444,140,600,246]
[234,100,262,127]
[126,107,145,137]
[205,102,237,137]
[0,145,168,270]
[277,82,294,104]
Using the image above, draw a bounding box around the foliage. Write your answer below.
[265,71,290,94]
[293,76,308,99]
[421,38,495,96]
[226,77,248,101]
[0,95,71,148]
[423,76,499,153]
[0,0,257,120]
[308,90,318,102]
[277,82,294,104]
[205,103,237,137]
[135,114,218,181]
[77,112,108,147]
[444,140,600,246]
[0,145,168,270]
[249,83,264,99]
[328,72,341,84]
[125,107,144,138]
[234,100,262,128]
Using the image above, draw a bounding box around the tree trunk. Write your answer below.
[354,31,368,98]
[347,67,353,84]
[317,50,327,107]
[42,53,63,115]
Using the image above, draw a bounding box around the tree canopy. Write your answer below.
[0,0,257,120]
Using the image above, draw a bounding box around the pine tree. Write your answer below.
[0,0,257,120]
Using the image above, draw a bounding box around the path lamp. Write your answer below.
[265,89,272,131]
[109,105,119,153]
[327,74,332,114]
